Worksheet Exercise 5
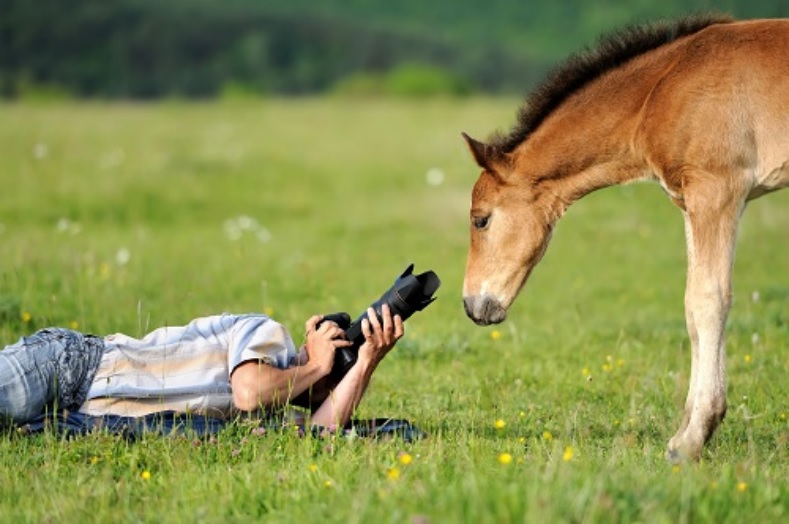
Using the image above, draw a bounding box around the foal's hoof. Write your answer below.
[665,447,687,464]
[666,436,703,464]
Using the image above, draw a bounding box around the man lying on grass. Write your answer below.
[0,305,403,432]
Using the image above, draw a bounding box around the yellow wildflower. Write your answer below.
[264,306,274,316]
[387,467,400,480]
[309,464,318,473]
[141,470,151,480]
[398,452,413,465]
[490,330,502,341]
[562,446,574,462]
[542,431,553,442]
[744,354,752,363]
[494,419,506,430]
[498,453,513,465]
[736,482,747,493]
[69,321,79,330]
[21,311,31,323]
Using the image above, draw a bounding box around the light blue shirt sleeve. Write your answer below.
[228,315,298,373]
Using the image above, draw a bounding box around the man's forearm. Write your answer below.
[309,359,378,428]
[232,360,328,411]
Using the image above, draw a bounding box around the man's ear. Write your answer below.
[461,132,507,173]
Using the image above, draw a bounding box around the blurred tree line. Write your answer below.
[0,0,785,99]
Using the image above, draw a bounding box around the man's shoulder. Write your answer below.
[208,313,286,336]
[163,314,270,341]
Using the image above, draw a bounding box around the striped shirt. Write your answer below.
[78,314,299,419]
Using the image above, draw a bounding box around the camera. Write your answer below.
[317,263,441,380]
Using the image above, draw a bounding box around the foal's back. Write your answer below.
[638,19,789,199]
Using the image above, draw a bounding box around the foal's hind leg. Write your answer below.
[666,177,747,462]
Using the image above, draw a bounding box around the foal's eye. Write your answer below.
[472,215,490,230]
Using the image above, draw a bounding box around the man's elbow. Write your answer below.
[231,361,275,412]
[233,377,284,412]
[232,387,261,412]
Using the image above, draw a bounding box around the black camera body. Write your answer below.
[318,264,441,381]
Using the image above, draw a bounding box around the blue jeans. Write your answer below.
[0,328,104,425]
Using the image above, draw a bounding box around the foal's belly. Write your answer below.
[748,159,789,200]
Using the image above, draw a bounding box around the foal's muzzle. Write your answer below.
[463,295,507,325]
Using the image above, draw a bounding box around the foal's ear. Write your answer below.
[462,132,506,172]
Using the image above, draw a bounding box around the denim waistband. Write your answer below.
[47,328,105,409]
[0,328,105,423]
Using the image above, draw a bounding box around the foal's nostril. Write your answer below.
[480,296,507,325]
[481,297,496,322]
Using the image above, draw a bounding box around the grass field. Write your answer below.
[0,99,787,523]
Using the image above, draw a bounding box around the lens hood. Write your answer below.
[343,263,440,344]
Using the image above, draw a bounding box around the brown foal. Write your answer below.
[461,15,788,461]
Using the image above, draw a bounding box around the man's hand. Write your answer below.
[307,304,404,428]
[357,304,404,366]
[304,315,352,376]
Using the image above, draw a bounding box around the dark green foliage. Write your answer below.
[2,0,785,99]
[332,64,472,98]
[0,0,535,98]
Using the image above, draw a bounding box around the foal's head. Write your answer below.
[461,133,559,325]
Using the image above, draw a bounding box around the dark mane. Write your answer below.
[491,13,735,153]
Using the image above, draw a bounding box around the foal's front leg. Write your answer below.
[666,186,745,462]
[671,215,701,441]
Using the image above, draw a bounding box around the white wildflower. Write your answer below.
[237,215,256,230]
[56,218,80,235]
[115,248,131,266]
[223,216,271,242]
[33,143,48,160]
[426,167,445,187]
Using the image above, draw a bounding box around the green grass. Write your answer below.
[0,100,787,523]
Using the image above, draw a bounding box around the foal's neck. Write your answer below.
[513,39,699,211]
[515,72,657,211]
